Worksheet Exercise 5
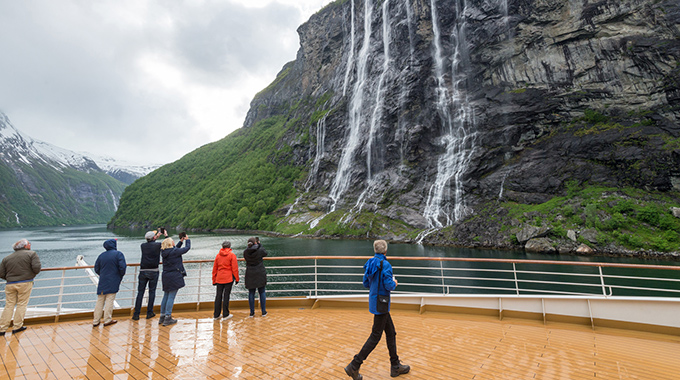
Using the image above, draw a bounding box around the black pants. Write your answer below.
[351,312,399,369]
[214,282,234,318]
[133,271,159,318]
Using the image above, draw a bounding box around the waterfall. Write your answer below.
[422,0,476,228]
[13,211,20,225]
[403,0,415,60]
[108,188,118,210]
[342,0,356,97]
[286,197,301,217]
[396,0,414,174]
[499,172,508,200]
[329,0,373,212]
[366,0,391,180]
[306,112,328,189]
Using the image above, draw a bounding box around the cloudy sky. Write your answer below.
[0,0,333,166]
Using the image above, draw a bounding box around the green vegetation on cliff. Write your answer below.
[0,161,125,228]
[110,115,304,231]
[502,184,680,252]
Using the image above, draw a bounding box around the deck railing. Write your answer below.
[1,256,680,322]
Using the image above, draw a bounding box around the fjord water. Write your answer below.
[0,225,678,309]
[1,224,677,269]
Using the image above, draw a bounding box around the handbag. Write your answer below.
[376,259,390,314]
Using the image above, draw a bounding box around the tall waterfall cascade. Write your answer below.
[329,0,374,212]
[330,0,482,222]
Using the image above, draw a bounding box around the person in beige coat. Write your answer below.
[0,239,42,336]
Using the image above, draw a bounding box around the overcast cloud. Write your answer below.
[0,0,332,165]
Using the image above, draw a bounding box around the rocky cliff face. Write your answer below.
[243,0,680,252]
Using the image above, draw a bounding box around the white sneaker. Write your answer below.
[223,314,233,320]
[262,312,268,318]
[214,316,221,320]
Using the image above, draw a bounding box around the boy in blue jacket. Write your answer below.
[93,239,126,327]
[345,240,410,379]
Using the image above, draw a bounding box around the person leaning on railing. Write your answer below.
[345,240,410,380]
[0,239,42,336]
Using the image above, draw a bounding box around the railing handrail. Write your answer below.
[39,256,680,272]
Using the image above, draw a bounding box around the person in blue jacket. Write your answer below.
[159,234,191,326]
[93,239,126,327]
[345,240,410,379]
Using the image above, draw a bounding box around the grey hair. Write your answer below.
[373,240,388,254]
[13,239,30,250]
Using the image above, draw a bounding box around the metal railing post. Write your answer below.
[440,261,445,295]
[55,269,65,323]
[314,258,318,297]
[513,263,520,295]
[599,266,607,296]
[197,262,203,311]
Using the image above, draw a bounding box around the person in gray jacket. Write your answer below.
[0,239,42,336]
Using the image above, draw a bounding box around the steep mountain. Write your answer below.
[111,0,680,256]
[0,112,127,227]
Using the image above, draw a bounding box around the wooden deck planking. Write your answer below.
[0,307,678,379]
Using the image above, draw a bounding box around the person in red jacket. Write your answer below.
[212,241,240,320]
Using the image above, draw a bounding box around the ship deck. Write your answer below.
[2,305,679,380]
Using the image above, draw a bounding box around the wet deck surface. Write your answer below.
[1,307,679,379]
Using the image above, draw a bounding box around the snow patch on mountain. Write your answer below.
[1,112,158,183]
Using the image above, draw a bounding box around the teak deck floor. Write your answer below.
[1,307,679,379]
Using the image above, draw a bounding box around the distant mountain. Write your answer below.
[0,112,128,227]
[86,155,160,185]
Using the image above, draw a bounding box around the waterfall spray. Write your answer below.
[342,0,356,97]
[422,0,476,228]
[306,112,328,189]
[329,0,373,212]
[366,0,391,181]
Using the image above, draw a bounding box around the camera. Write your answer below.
[159,227,166,234]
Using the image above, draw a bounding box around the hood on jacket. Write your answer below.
[364,253,386,277]
[103,239,117,251]
[219,248,233,256]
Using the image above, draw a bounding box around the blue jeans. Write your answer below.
[160,290,178,316]
[133,271,159,318]
[248,287,266,316]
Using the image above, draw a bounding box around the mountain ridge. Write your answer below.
[0,112,151,227]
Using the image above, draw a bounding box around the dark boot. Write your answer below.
[390,362,410,377]
[158,315,165,325]
[344,363,363,380]
[163,315,177,326]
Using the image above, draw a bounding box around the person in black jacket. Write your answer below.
[159,235,191,326]
[244,237,267,317]
[132,229,166,320]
